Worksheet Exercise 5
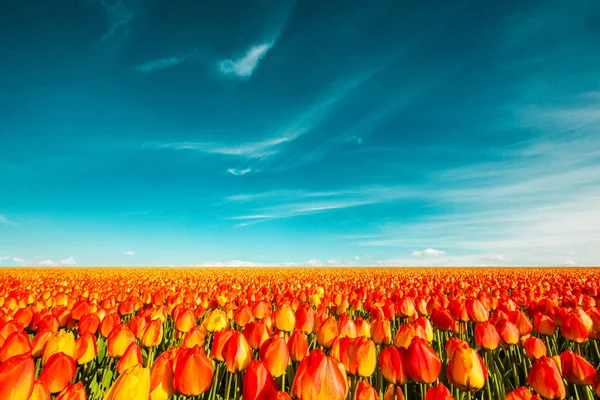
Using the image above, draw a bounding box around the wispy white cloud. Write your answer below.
[219,43,273,78]
[123,250,135,256]
[227,167,252,176]
[133,52,196,73]
[412,248,445,257]
[100,0,138,43]
[38,259,56,266]
[12,257,27,265]
[59,256,77,265]
[228,186,419,227]
[327,259,342,265]
[154,132,300,159]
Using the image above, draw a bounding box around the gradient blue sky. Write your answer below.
[1,0,600,267]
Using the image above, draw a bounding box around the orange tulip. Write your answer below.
[445,337,468,360]
[425,383,454,400]
[384,384,405,400]
[116,342,143,374]
[140,318,163,347]
[149,351,175,400]
[75,332,97,365]
[38,353,76,394]
[431,308,454,331]
[347,336,377,377]
[104,364,150,400]
[242,360,278,400]
[78,314,100,335]
[559,350,595,385]
[274,303,296,332]
[224,331,253,373]
[526,357,566,400]
[173,346,213,396]
[561,313,590,343]
[295,305,315,334]
[243,322,270,350]
[379,346,407,385]
[287,330,309,362]
[183,326,206,348]
[466,298,489,322]
[31,330,53,358]
[496,320,520,345]
[370,319,392,345]
[55,382,86,400]
[28,379,51,400]
[356,381,380,400]
[446,347,487,391]
[0,331,31,362]
[99,313,120,338]
[404,337,441,384]
[474,321,501,350]
[505,387,535,400]
[175,308,196,333]
[317,317,340,348]
[42,331,75,366]
[534,313,556,336]
[291,349,348,400]
[260,336,289,377]
[107,324,136,358]
[522,336,546,360]
[0,353,35,400]
[203,309,228,332]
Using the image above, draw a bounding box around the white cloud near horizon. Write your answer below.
[60,256,77,265]
[412,248,445,257]
[38,259,56,265]
[123,250,135,256]
[219,43,273,78]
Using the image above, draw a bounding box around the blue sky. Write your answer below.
[1,0,600,267]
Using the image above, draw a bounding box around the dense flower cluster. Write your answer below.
[0,267,599,400]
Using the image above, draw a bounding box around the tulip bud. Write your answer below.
[474,321,501,350]
[505,386,534,400]
[356,381,380,400]
[224,331,253,373]
[173,346,213,396]
[0,353,35,400]
[149,351,175,400]
[55,382,86,400]
[446,347,487,392]
[39,353,76,394]
[561,313,590,343]
[425,383,454,400]
[75,332,97,365]
[0,331,31,363]
[347,336,377,377]
[534,313,556,336]
[203,309,228,332]
[559,350,595,385]
[107,324,136,358]
[317,317,340,348]
[260,336,289,377]
[379,346,407,385]
[140,318,163,348]
[291,349,348,400]
[526,357,566,400]
[28,379,51,400]
[116,342,143,375]
[274,303,296,332]
[404,337,441,384]
[384,384,405,400]
[287,330,309,362]
[42,331,75,366]
[175,308,196,333]
[242,360,278,400]
[370,319,392,345]
[104,365,150,400]
[522,336,546,360]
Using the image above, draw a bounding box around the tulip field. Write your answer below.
[2,268,600,400]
